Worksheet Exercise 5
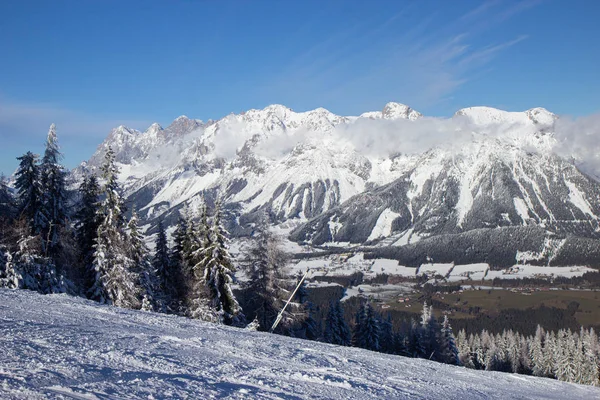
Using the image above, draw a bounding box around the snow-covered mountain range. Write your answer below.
[2,289,598,399]
[76,102,600,266]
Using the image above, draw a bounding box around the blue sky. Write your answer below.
[0,0,599,175]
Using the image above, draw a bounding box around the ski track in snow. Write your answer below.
[1,290,599,399]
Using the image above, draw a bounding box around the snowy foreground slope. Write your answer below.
[1,290,598,400]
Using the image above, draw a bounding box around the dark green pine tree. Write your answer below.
[439,315,460,365]
[152,220,172,305]
[323,299,351,346]
[293,273,321,340]
[352,302,381,352]
[168,212,193,314]
[39,124,69,257]
[15,151,43,234]
[127,209,161,312]
[89,147,139,308]
[243,214,289,332]
[199,201,244,326]
[379,313,395,354]
[75,174,101,293]
[418,303,440,360]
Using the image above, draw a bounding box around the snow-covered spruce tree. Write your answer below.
[0,245,18,289]
[554,329,578,383]
[541,330,557,378]
[352,302,381,352]
[196,201,244,326]
[188,203,218,322]
[75,174,101,293]
[439,315,460,365]
[505,330,522,373]
[581,328,600,386]
[242,214,292,332]
[13,229,65,294]
[459,330,477,367]
[323,299,351,346]
[89,147,139,308]
[168,212,191,312]
[127,209,164,312]
[39,124,69,258]
[15,151,43,235]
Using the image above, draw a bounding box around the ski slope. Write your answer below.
[0,289,598,399]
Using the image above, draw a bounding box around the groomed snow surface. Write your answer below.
[1,290,599,399]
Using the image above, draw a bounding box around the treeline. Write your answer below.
[491,271,600,288]
[457,325,600,386]
[317,296,600,386]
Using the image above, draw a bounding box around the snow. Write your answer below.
[455,106,555,128]
[418,263,454,277]
[1,289,597,399]
[566,180,597,218]
[447,263,490,281]
[486,265,595,280]
[513,197,531,223]
[367,208,401,241]
[370,259,417,277]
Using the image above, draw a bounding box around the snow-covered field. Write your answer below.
[1,290,599,399]
[287,252,596,282]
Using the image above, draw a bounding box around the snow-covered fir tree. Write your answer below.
[454,324,600,386]
[168,212,193,313]
[439,315,460,365]
[197,201,244,326]
[14,152,43,235]
[127,209,163,312]
[188,204,218,322]
[39,124,69,257]
[12,231,65,294]
[75,174,101,293]
[0,245,18,289]
[89,147,139,308]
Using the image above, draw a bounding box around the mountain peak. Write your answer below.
[382,102,422,120]
[113,125,138,136]
[525,107,557,126]
[146,122,163,133]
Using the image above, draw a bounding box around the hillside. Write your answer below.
[0,289,598,399]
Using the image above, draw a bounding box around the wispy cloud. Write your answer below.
[265,0,540,114]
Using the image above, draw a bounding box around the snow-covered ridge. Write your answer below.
[77,100,589,254]
[1,289,597,399]
[454,106,557,127]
